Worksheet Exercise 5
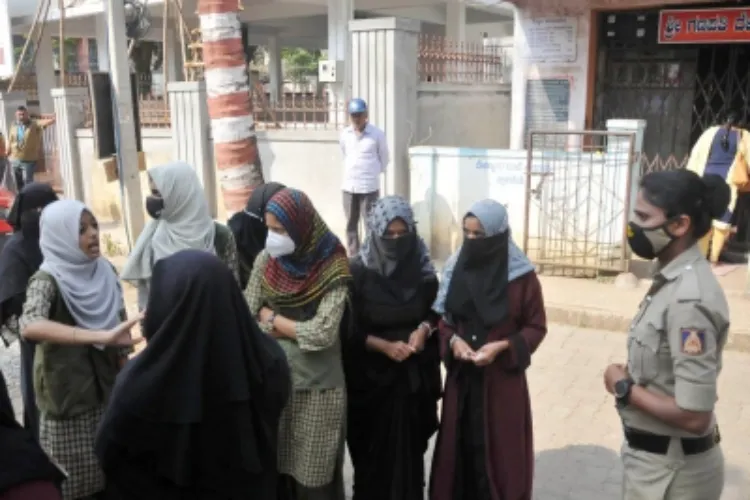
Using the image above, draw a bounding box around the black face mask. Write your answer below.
[19,210,41,239]
[626,221,675,260]
[462,231,509,268]
[379,233,416,261]
[146,196,165,219]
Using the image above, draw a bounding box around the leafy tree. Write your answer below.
[281,48,321,84]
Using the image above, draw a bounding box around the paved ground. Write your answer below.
[3,324,750,499]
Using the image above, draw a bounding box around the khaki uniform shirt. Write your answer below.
[8,120,43,162]
[619,244,729,437]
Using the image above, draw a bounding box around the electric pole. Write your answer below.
[106,0,145,242]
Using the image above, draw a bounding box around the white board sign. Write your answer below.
[525,17,578,64]
[0,0,13,78]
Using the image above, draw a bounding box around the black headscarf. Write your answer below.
[0,370,65,494]
[0,183,58,332]
[228,182,286,288]
[95,250,290,498]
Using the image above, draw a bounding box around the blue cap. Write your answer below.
[348,98,367,114]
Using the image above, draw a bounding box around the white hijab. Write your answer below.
[121,161,216,282]
[39,200,123,331]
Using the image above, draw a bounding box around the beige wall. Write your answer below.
[75,128,347,241]
[416,83,512,149]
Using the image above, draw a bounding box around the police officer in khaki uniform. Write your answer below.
[604,169,730,500]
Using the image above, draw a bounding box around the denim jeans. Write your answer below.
[10,159,36,190]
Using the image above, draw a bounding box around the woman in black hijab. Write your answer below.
[95,249,291,500]
[0,182,58,439]
[344,196,442,500]
[228,182,286,288]
[0,369,65,500]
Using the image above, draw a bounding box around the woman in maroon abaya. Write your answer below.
[429,199,547,500]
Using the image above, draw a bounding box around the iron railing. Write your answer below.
[418,35,510,85]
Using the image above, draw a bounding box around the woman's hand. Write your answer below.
[604,363,628,394]
[451,337,475,362]
[408,324,429,352]
[259,307,275,325]
[472,340,509,367]
[384,341,414,362]
[102,314,145,347]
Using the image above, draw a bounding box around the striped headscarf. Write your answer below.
[262,188,351,308]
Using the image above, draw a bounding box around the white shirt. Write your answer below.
[340,123,390,193]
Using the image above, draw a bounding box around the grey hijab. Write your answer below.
[359,195,435,277]
[122,161,216,282]
[432,199,534,314]
[39,200,123,330]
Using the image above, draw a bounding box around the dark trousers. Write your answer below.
[19,338,39,440]
[342,190,379,255]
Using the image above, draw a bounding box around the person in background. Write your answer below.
[430,199,547,500]
[6,106,55,190]
[0,131,6,188]
[0,369,65,500]
[605,171,729,500]
[0,183,58,440]
[228,181,286,289]
[96,250,291,500]
[686,111,750,263]
[244,188,351,500]
[20,199,142,500]
[121,161,239,310]
[340,98,389,255]
[344,196,442,500]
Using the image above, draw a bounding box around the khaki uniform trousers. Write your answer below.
[621,441,724,500]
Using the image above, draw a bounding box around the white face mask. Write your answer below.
[266,231,296,258]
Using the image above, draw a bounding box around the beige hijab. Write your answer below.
[121,161,215,282]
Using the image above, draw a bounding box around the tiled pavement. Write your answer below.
[4,324,750,499]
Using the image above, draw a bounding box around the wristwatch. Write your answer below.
[266,312,277,329]
[615,378,635,408]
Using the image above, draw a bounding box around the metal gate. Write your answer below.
[594,43,750,175]
[522,130,635,276]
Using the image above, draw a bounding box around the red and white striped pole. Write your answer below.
[197,0,263,215]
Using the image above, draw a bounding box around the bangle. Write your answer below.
[419,321,433,337]
[448,334,459,348]
[266,313,276,329]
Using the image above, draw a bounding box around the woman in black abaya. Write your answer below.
[95,250,291,499]
[228,182,286,288]
[344,196,442,500]
[0,182,58,439]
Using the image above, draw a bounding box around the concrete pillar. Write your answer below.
[167,81,216,217]
[51,87,87,200]
[0,91,27,139]
[35,36,56,114]
[509,7,527,150]
[445,0,466,41]
[328,0,353,123]
[350,18,420,199]
[165,27,183,82]
[267,34,283,104]
[95,14,110,71]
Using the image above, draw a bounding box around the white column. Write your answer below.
[95,13,110,71]
[168,81,216,217]
[165,27,183,82]
[445,0,466,42]
[350,18,420,198]
[51,87,87,200]
[267,34,282,104]
[509,7,527,149]
[34,35,56,114]
[327,0,352,123]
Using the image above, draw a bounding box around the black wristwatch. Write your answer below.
[614,378,635,408]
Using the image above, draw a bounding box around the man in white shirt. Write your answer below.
[340,98,390,254]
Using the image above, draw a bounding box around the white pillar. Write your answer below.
[509,7,527,149]
[445,0,466,42]
[34,35,56,114]
[165,27,183,82]
[327,0,352,123]
[95,13,110,71]
[51,87,87,200]
[267,34,282,104]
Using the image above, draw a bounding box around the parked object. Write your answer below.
[0,189,14,254]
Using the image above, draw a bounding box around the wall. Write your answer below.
[510,10,592,149]
[75,128,347,239]
[416,83,511,149]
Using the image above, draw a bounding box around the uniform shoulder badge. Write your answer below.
[680,328,706,355]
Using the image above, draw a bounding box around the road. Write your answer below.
[3,324,750,499]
